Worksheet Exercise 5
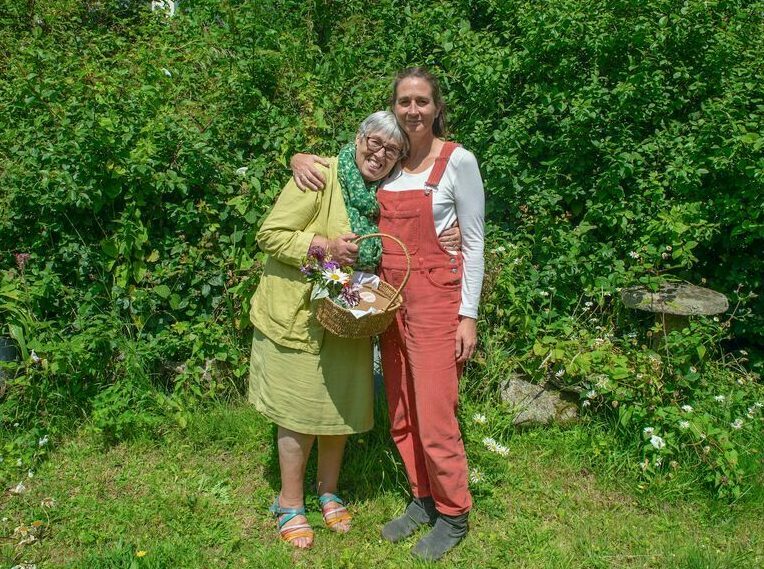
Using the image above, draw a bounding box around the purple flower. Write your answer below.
[323,260,340,271]
[300,263,314,276]
[307,246,326,261]
[339,283,361,307]
[15,253,30,271]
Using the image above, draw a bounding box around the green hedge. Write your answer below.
[0,0,762,495]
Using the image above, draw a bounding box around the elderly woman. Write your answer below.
[291,67,485,561]
[249,110,407,549]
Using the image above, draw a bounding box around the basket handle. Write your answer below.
[354,232,411,311]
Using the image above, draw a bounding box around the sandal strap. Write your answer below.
[270,497,308,530]
[318,492,345,507]
[270,497,314,545]
[275,512,306,529]
[323,507,352,528]
[270,497,306,516]
[280,523,314,545]
[319,493,352,530]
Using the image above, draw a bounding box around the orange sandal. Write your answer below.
[319,493,352,533]
[270,497,314,548]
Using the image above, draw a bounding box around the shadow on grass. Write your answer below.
[264,378,412,507]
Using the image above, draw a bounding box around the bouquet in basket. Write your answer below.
[301,245,361,308]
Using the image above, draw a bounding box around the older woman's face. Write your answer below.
[355,133,402,181]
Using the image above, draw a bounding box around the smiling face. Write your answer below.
[393,76,442,137]
[355,132,402,181]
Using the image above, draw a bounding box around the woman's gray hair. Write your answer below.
[356,110,409,157]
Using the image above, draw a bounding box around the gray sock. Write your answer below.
[381,497,438,542]
[411,512,469,561]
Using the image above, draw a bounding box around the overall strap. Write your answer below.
[424,141,460,192]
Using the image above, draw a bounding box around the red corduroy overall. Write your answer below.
[377,142,471,516]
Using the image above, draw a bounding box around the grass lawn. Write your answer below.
[2,398,762,568]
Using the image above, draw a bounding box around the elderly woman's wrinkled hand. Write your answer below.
[329,233,359,265]
[291,153,330,192]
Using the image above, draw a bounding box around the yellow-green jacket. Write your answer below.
[249,158,350,354]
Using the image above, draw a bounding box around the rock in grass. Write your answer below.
[500,376,579,427]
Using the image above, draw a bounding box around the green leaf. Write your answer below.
[153,285,172,299]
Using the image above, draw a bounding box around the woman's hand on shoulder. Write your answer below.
[291,153,330,192]
[455,316,477,363]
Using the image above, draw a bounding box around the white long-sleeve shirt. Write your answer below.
[380,146,485,319]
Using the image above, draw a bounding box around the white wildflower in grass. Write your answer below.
[555,368,565,378]
[740,349,748,356]
[582,400,591,408]
[666,245,673,252]
[643,426,655,436]
[755,402,763,409]
[27,470,34,478]
[10,482,26,495]
[469,468,485,485]
[491,245,506,254]
[322,267,350,285]
[16,458,22,466]
[650,435,666,450]
[584,301,593,308]
[747,408,756,419]
[628,251,640,259]
[539,290,549,297]
[161,67,172,77]
[235,166,248,176]
[513,257,522,265]
[654,457,663,468]
[30,350,40,364]
[703,445,711,454]
[714,395,726,402]
[38,435,49,447]
[730,418,744,430]
[585,390,597,399]
[679,421,690,429]
[472,413,487,425]
[482,437,510,457]
[689,366,697,374]
[713,317,719,322]
[681,405,693,413]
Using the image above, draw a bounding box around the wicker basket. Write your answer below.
[315,233,410,338]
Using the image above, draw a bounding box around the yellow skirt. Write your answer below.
[248,327,374,435]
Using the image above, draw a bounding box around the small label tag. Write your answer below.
[359,291,377,303]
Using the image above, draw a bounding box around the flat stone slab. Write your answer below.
[500,377,579,427]
[621,283,728,316]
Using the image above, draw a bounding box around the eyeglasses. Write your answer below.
[365,136,402,160]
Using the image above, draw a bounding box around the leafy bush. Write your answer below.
[0,0,762,495]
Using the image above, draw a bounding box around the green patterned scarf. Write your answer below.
[337,142,381,269]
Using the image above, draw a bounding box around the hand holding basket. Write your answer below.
[315,233,410,338]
